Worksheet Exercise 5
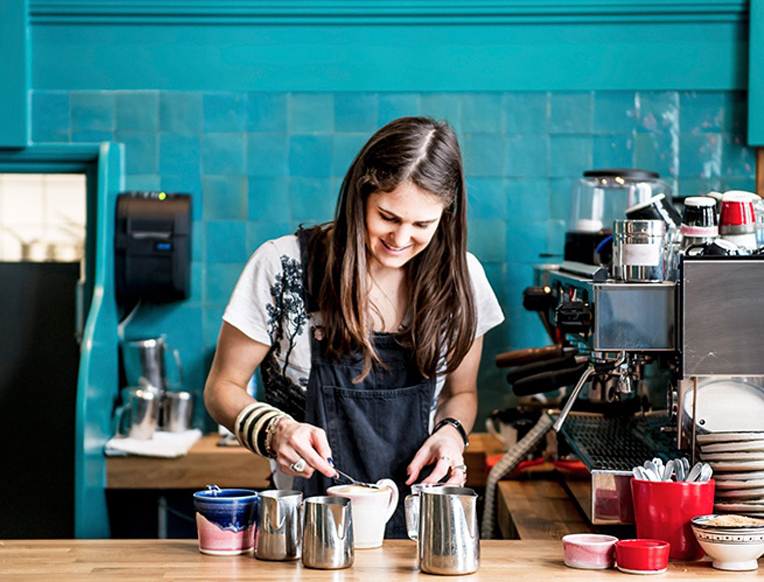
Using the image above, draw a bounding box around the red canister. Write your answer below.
[631,478,715,561]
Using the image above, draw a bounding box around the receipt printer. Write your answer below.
[115,192,192,304]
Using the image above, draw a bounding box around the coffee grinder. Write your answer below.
[566,169,672,265]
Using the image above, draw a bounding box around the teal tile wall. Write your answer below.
[30,89,758,427]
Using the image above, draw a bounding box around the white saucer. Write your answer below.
[715,502,764,512]
[702,440,764,453]
[708,460,764,472]
[715,487,764,499]
[617,565,667,575]
[714,471,764,481]
[716,479,764,490]
[701,452,764,461]
[686,382,764,434]
[697,432,764,444]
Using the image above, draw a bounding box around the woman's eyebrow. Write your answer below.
[377,206,440,224]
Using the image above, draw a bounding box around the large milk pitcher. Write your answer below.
[406,486,480,575]
[121,336,183,392]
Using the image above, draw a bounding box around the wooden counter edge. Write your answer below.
[0,539,751,581]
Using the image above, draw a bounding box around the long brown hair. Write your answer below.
[305,116,477,381]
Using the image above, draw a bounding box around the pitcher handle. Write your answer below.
[166,346,184,388]
[375,478,399,524]
[404,494,419,541]
[113,402,130,437]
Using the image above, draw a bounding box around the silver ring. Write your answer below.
[440,455,451,462]
[451,464,467,473]
[289,458,307,473]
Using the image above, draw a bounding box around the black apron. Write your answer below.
[294,229,435,538]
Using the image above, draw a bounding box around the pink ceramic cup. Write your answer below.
[562,533,618,569]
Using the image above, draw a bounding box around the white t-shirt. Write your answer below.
[223,234,504,425]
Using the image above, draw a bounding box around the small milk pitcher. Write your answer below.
[302,496,354,570]
[256,490,303,561]
[406,486,480,575]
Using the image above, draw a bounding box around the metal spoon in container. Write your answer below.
[674,459,686,481]
[327,458,380,489]
[643,460,660,481]
[662,460,675,482]
[686,462,703,482]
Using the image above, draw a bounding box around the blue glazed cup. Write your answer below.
[193,485,259,555]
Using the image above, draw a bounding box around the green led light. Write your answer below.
[158,192,167,201]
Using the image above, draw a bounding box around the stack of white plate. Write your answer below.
[698,432,764,517]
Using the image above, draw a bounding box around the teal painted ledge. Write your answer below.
[30,1,749,92]
[30,0,748,24]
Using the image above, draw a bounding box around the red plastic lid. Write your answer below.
[720,198,756,226]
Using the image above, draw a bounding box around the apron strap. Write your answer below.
[296,226,324,315]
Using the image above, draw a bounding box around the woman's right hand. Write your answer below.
[271,418,337,479]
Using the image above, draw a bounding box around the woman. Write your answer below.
[204,116,503,537]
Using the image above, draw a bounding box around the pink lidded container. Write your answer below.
[562,533,618,569]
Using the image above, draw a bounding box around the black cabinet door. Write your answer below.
[0,262,80,538]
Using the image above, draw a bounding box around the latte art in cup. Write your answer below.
[332,484,385,495]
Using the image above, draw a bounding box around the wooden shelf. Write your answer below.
[106,433,505,490]
[497,479,595,540]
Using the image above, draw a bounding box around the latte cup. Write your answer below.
[326,479,399,549]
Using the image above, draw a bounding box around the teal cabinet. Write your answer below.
[750,0,764,145]
[0,0,28,147]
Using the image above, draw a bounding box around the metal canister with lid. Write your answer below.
[612,219,667,282]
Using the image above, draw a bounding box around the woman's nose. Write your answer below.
[390,225,412,247]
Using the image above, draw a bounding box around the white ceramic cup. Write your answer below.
[326,479,399,549]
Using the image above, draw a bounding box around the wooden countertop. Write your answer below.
[1,539,758,581]
[106,433,505,490]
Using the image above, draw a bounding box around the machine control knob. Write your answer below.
[555,301,592,334]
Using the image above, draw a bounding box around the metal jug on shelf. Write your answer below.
[120,336,183,394]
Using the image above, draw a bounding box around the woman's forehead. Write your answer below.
[368,182,445,220]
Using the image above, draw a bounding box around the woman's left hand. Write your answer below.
[406,427,467,486]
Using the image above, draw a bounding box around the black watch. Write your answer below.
[433,417,469,449]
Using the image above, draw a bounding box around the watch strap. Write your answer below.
[433,417,469,449]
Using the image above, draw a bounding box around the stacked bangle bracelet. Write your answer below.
[234,402,292,459]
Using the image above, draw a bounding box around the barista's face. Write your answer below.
[365,182,445,273]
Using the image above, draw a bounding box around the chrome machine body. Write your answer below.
[523,256,764,525]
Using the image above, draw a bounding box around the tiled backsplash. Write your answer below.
[29,89,758,420]
[0,173,86,262]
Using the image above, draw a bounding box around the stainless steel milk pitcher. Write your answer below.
[302,496,353,570]
[406,486,480,575]
[256,490,303,561]
[121,336,183,393]
[114,386,160,440]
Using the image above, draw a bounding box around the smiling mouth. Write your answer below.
[381,240,411,253]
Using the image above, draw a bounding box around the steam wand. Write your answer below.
[552,351,627,433]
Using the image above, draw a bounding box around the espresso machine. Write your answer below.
[499,170,764,525]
